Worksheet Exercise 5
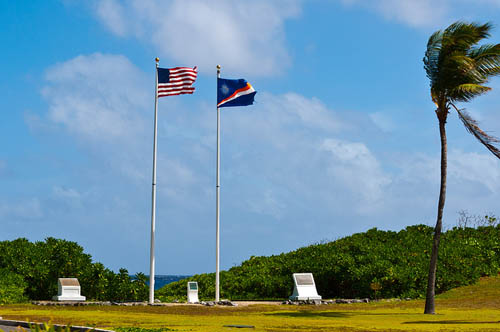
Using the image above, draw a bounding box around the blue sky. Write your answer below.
[2,0,500,275]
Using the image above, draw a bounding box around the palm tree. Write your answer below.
[423,21,500,314]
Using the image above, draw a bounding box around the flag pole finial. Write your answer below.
[155,57,159,63]
[217,65,221,74]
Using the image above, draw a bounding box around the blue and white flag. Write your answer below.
[217,78,257,108]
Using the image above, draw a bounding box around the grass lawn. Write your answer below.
[1,276,499,332]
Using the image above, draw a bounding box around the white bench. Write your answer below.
[289,273,322,301]
[187,281,199,303]
[52,278,86,301]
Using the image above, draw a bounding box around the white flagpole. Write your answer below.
[215,64,221,302]
[149,57,160,304]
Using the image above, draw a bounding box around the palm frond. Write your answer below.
[452,104,500,159]
[445,54,480,79]
[469,44,500,59]
[424,30,443,86]
[443,22,492,52]
[437,55,484,98]
[449,83,491,102]
[424,21,498,106]
[470,44,500,76]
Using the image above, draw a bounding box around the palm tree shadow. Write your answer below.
[403,320,500,325]
[266,311,423,318]
[265,311,351,318]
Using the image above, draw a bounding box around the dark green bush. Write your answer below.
[0,267,27,304]
[0,237,147,302]
[157,224,500,301]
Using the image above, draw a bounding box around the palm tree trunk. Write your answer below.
[424,113,448,314]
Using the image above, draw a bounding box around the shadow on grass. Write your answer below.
[265,311,423,319]
[403,320,500,325]
[265,311,351,318]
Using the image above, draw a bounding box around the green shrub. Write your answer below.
[0,267,27,304]
[29,322,71,332]
[157,224,500,300]
[0,238,147,302]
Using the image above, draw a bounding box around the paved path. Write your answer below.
[0,325,29,332]
[0,320,112,332]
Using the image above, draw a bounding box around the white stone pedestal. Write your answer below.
[52,278,86,301]
[289,273,322,301]
[187,281,199,303]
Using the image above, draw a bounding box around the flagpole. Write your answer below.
[215,64,221,302]
[149,57,160,305]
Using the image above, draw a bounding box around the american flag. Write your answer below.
[157,66,197,97]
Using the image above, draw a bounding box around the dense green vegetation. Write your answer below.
[29,322,71,332]
[157,225,500,301]
[0,267,27,304]
[1,276,500,332]
[2,224,498,303]
[0,237,148,302]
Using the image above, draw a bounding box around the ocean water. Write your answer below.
[149,275,191,290]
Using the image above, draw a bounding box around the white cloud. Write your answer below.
[221,92,344,152]
[369,111,394,132]
[340,0,447,28]
[272,93,344,132]
[247,190,286,219]
[35,53,500,224]
[42,53,149,144]
[50,186,85,212]
[33,52,500,268]
[94,0,128,37]
[53,186,82,202]
[448,149,500,193]
[465,80,500,130]
[321,138,391,212]
[398,149,500,194]
[390,148,500,227]
[339,0,500,29]
[34,53,155,184]
[397,152,438,185]
[375,0,447,28]
[93,0,300,76]
[35,53,213,219]
[0,198,44,220]
[159,157,207,203]
[212,91,392,217]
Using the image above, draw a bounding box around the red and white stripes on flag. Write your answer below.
[157,66,197,97]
